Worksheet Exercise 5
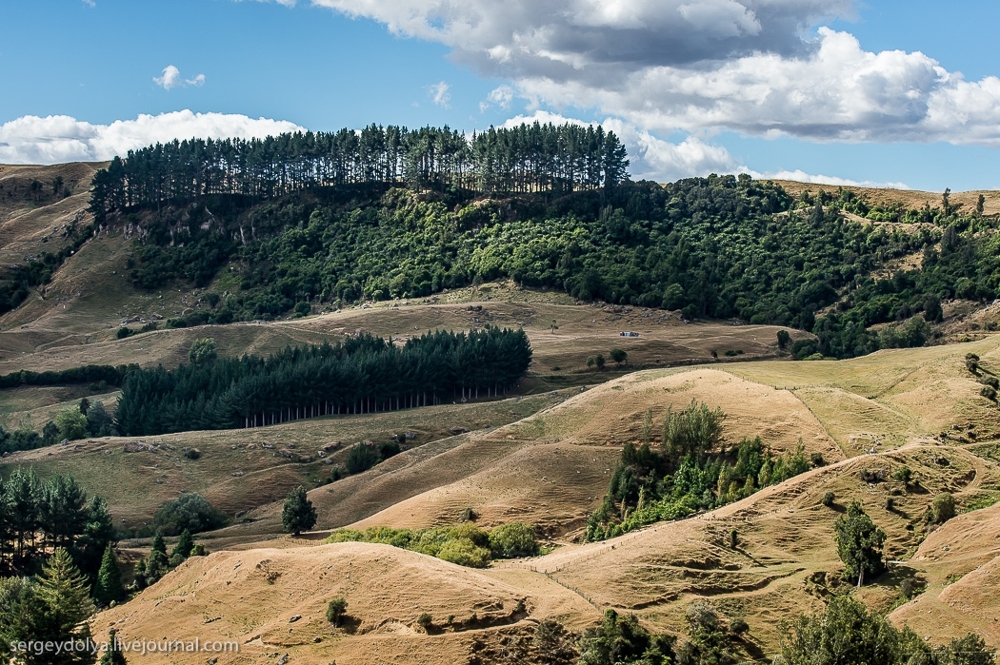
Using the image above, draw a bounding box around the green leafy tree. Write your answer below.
[834,501,886,586]
[595,354,606,371]
[930,492,956,524]
[55,407,88,441]
[578,609,675,665]
[662,399,725,464]
[609,348,628,367]
[676,601,734,665]
[153,493,227,535]
[282,486,317,536]
[345,443,379,474]
[187,338,217,367]
[95,544,125,606]
[776,329,791,350]
[326,598,348,626]
[488,522,539,559]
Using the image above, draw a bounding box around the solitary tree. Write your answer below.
[188,338,217,367]
[776,330,791,350]
[930,492,956,524]
[99,629,128,665]
[834,500,886,586]
[609,348,628,367]
[326,598,348,626]
[171,528,194,561]
[282,486,317,536]
[33,548,96,665]
[55,408,88,441]
[95,544,125,606]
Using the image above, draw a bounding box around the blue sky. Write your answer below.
[2,0,999,191]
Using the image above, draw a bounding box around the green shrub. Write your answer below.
[153,493,227,535]
[326,598,348,625]
[892,466,912,485]
[437,538,491,568]
[810,452,825,467]
[345,443,379,474]
[821,491,835,507]
[930,492,956,524]
[416,613,433,630]
[488,522,539,559]
[116,327,133,339]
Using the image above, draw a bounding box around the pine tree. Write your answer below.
[151,532,167,555]
[99,629,128,665]
[171,529,194,561]
[95,544,124,606]
[32,548,95,665]
[281,486,317,536]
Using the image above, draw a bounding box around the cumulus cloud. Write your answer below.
[0,111,304,165]
[484,85,515,110]
[427,81,451,108]
[500,110,908,186]
[303,0,1000,147]
[501,110,738,182]
[154,65,207,90]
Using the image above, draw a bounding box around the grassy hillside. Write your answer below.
[4,165,1000,664]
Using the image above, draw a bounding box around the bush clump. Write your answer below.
[488,522,540,559]
[326,598,348,626]
[153,493,227,535]
[324,521,539,568]
[929,492,956,524]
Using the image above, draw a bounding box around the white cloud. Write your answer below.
[485,85,515,110]
[154,65,207,91]
[501,111,738,182]
[0,111,304,165]
[500,110,909,187]
[303,0,1000,147]
[81,0,96,7]
[428,81,451,108]
[745,168,909,189]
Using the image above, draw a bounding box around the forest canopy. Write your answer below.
[114,327,532,436]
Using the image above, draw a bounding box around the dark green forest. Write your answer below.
[115,327,532,436]
[0,467,115,578]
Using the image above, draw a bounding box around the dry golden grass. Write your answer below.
[3,173,1000,661]
[4,391,567,528]
[770,180,1000,216]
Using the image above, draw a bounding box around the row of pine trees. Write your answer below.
[89,122,630,219]
[115,327,532,436]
